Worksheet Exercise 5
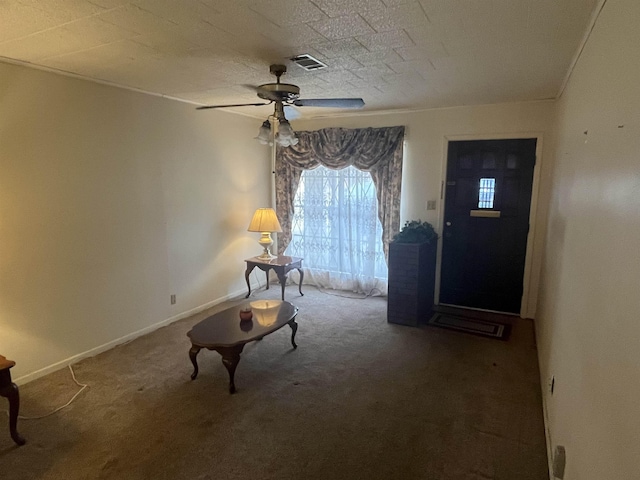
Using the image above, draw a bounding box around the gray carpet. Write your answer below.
[1,287,548,480]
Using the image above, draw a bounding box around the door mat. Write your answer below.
[427,313,511,340]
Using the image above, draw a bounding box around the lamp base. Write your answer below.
[257,250,277,260]
[257,233,276,260]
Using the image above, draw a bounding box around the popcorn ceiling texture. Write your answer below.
[0,0,598,117]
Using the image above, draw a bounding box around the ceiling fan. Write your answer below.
[196,63,365,114]
[197,64,364,147]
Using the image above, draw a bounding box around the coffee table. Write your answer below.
[187,300,299,393]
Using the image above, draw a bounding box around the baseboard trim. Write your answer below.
[13,286,252,385]
[541,393,554,480]
[532,319,554,480]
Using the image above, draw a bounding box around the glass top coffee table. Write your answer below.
[187,300,299,393]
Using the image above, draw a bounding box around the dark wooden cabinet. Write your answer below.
[387,241,437,327]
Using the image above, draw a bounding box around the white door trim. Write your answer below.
[435,132,544,319]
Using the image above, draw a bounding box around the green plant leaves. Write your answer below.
[392,220,437,244]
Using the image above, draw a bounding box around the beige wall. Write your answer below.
[294,101,555,317]
[0,62,271,381]
[536,0,640,477]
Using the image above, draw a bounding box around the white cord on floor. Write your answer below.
[2,364,88,420]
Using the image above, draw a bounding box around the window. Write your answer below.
[284,165,388,294]
[478,178,496,208]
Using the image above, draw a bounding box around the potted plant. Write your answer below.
[387,220,438,327]
[392,220,437,245]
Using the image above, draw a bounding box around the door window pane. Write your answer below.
[459,154,474,169]
[482,152,497,169]
[478,178,496,208]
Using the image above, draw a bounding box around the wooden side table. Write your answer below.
[0,355,25,445]
[244,255,304,301]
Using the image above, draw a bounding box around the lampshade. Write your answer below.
[276,132,299,147]
[275,119,298,147]
[248,208,282,233]
[248,208,282,260]
[278,119,294,137]
[254,119,272,145]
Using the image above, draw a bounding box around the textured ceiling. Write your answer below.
[0,0,598,119]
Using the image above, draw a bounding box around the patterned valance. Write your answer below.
[275,126,405,261]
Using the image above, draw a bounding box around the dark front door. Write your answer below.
[440,139,536,314]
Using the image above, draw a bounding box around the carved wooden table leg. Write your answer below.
[276,270,287,301]
[296,268,304,296]
[288,319,298,349]
[6,384,25,446]
[244,264,256,298]
[189,346,201,380]
[0,366,25,446]
[215,345,245,394]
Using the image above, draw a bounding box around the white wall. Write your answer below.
[536,0,640,477]
[0,62,271,381]
[294,101,555,317]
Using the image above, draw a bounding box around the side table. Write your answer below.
[0,355,25,445]
[245,255,304,301]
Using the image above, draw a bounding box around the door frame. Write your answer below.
[435,132,545,319]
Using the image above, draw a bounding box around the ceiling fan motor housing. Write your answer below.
[269,64,287,77]
[257,83,300,102]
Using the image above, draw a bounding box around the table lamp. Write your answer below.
[248,208,282,260]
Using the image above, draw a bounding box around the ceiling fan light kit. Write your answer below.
[254,119,272,146]
[197,63,364,147]
[275,119,298,147]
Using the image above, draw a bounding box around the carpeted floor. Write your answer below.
[1,286,548,480]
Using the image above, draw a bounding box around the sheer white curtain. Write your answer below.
[284,165,388,295]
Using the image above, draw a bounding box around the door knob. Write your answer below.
[446,221,452,226]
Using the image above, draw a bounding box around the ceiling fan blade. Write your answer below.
[293,98,365,108]
[196,102,270,110]
[283,105,301,120]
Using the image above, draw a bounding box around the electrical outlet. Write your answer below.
[426,200,437,210]
[170,294,176,305]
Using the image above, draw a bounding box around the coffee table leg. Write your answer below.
[288,319,298,349]
[189,346,201,380]
[296,268,304,296]
[217,345,245,394]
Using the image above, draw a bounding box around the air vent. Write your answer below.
[290,54,327,71]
